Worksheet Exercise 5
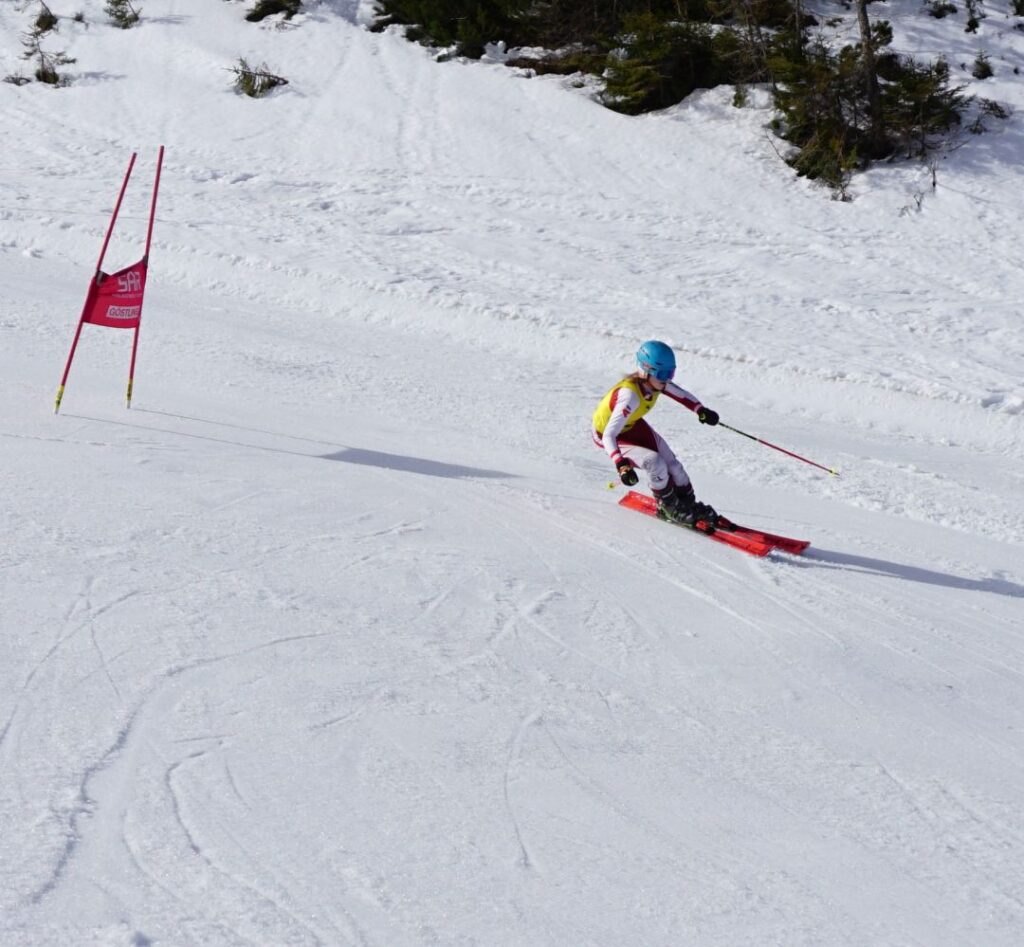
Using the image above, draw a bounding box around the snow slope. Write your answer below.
[2,1,1023,944]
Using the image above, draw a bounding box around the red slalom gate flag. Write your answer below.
[82,260,148,329]
[55,145,164,413]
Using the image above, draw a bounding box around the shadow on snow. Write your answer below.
[790,547,1024,599]
[66,409,517,482]
[321,447,507,479]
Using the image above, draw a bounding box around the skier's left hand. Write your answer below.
[697,406,719,426]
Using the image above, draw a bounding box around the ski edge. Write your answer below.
[720,520,810,555]
[618,491,810,556]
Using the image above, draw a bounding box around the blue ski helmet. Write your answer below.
[636,340,676,382]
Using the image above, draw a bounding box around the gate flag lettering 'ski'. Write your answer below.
[83,260,148,329]
[54,146,164,413]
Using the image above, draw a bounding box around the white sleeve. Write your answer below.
[601,387,642,463]
[662,381,701,413]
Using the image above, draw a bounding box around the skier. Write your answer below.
[592,340,720,527]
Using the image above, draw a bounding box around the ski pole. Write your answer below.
[719,422,840,476]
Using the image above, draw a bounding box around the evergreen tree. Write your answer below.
[884,56,967,156]
[21,31,75,85]
[771,40,864,187]
[854,0,887,158]
[771,28,968,189]
[374,0,526,57]
[603,13,722,114]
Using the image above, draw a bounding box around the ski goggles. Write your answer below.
[642,365,675,382]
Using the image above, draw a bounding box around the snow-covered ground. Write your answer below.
[2,1,1023,944]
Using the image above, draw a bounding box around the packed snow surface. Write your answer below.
[2,1,1023,944]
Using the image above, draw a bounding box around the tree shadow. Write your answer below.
[77,72,128,83]
[67,409,517,481]
[786,546,1024,600]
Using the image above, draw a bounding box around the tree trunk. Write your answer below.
[855,0,886,156]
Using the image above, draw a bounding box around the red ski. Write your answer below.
[716,518,810,556]
[618,491,809,557]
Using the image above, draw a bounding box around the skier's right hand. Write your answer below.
[617,462,638,487]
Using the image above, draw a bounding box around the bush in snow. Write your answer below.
[105,0,141,29]
[231,58,289,96]
[245,0,301,22]
[34,1,59,33]
[20,31,76,85]
[963,0,983,32]
[971,51,993,78]
[968,96,1011,133]
[926,1,957,18]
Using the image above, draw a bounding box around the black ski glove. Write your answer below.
[697,407,719,426]
[617,462,639,486]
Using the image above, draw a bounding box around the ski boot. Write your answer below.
[654,483,718,532]
[654,483,695,524]
[690,500,720,532]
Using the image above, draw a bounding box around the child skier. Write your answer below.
[592,340,720,526]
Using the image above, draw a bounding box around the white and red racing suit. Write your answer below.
[592,376,705,491]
